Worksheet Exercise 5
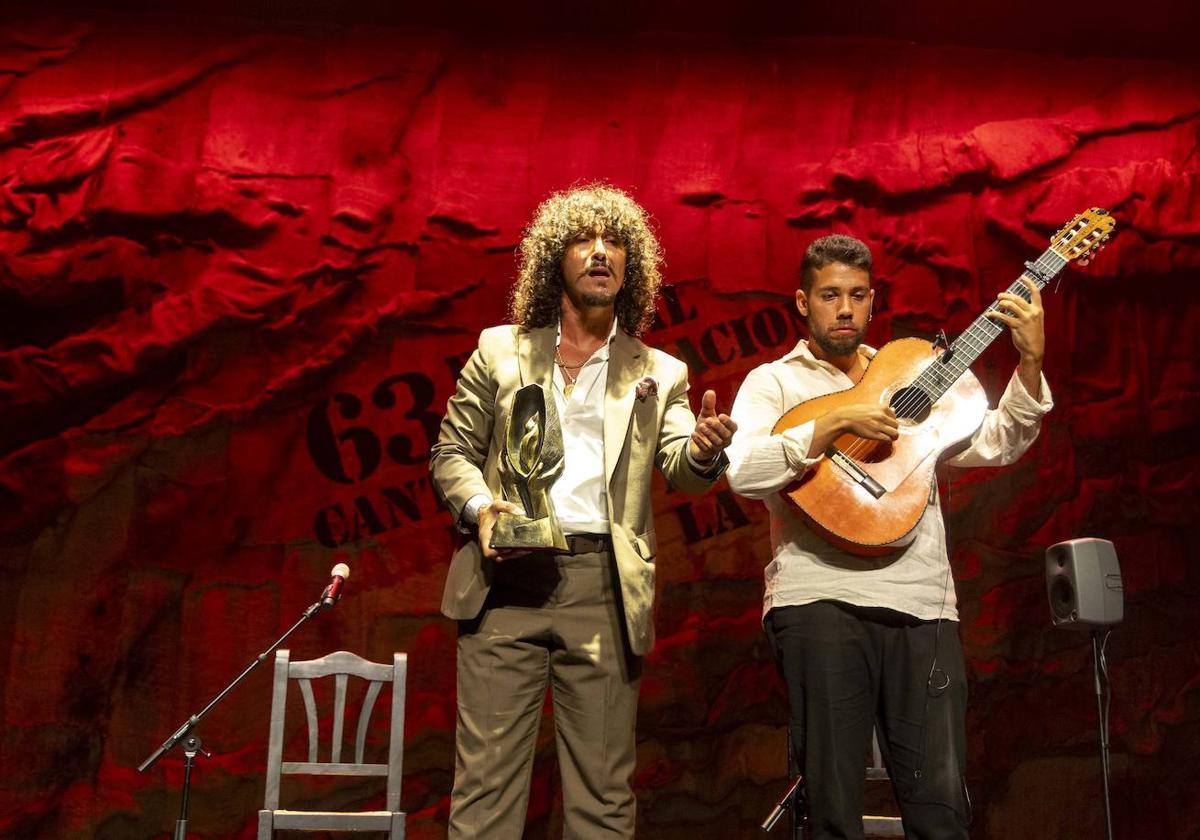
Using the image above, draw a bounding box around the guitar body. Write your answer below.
[772,338,990,556]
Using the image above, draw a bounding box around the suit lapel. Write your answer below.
[604,329,646,487]
[518,325,556,389]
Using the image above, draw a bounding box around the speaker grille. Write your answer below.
[1049,575,1076,621]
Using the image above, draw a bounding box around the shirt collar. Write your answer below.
[780,338,877,367]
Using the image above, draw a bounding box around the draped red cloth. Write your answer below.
[1,9,1197,839]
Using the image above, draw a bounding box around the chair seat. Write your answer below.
[267,809,398,830]
[864,814,904,837]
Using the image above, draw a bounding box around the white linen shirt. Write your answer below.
[546,320,616,535]
[726,339,1053,621]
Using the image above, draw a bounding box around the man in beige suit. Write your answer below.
[431,184,737,838]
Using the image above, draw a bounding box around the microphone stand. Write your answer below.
[762,727,807,836]
[139,593,334,839]
[1093,631,1114,840]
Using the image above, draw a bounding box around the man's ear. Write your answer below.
[795,288,809,317]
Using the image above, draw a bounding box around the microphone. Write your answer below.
[321,563,350,609]
[760,774,805,832]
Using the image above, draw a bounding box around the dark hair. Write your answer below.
[510,183,663,336]
[799,234,873,293]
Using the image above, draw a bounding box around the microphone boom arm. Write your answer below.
[138,594,329,840]
[138,599,322,772]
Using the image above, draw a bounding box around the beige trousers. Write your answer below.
[448,547,641,839]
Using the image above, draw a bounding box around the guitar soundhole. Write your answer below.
[890,386,933,424]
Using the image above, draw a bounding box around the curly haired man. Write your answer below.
[431,183,738,838]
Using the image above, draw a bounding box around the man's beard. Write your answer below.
[580,288,619,308]
[810,320,864,357]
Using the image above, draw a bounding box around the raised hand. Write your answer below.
[986,276,1046,397]
[987,276,1045,364]
[689,390,738,462]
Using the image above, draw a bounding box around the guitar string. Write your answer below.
[790,219,1106,550]
[836,296,1017,463]
[832,248,1068,465]
[830,244,1070,460]
[834,245,1069,462]
[836,285,1031,463]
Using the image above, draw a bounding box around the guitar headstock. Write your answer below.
[1050,208,1116,262]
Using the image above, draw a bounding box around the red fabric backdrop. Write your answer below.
[2,8,1198,839]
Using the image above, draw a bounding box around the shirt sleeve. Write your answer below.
[684,444,723,475]
[945,368,1054,468]
[725,365,823,500]
[461,493,492,526]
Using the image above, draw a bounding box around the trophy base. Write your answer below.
[490,512,569,552]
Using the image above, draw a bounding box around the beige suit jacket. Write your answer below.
[430,323,724,655]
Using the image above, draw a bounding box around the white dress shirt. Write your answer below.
[546,320,615,535]
[726,339,1053,621]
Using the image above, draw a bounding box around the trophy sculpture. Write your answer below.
[490,383,569,551]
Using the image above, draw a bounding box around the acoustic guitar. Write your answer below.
[772,208,1116,556]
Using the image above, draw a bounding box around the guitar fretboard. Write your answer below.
[912,247,1067,403]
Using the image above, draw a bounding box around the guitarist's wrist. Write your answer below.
[1018,354,1044,382]
[807,413,842,458]
[1017,356,1044,400]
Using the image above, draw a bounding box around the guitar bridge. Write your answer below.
[827,446,886,499]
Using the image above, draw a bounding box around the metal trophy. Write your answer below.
[490,383,569,551]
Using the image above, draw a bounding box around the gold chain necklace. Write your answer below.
[555,348,586,397]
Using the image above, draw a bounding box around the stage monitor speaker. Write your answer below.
[1045,538,1123,627]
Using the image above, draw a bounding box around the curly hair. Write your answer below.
[510,183,663,336]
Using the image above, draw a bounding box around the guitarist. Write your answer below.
[726,234,1052,839]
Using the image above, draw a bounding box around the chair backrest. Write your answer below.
[263,649,407,812]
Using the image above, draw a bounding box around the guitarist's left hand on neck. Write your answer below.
[986,276,1045,400]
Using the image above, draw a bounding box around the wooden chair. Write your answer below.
[257,649,407,839]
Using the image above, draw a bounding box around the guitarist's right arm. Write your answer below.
[726,366,898,500]
[807,404,898,458]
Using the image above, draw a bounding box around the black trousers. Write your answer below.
[765,601,970,840]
